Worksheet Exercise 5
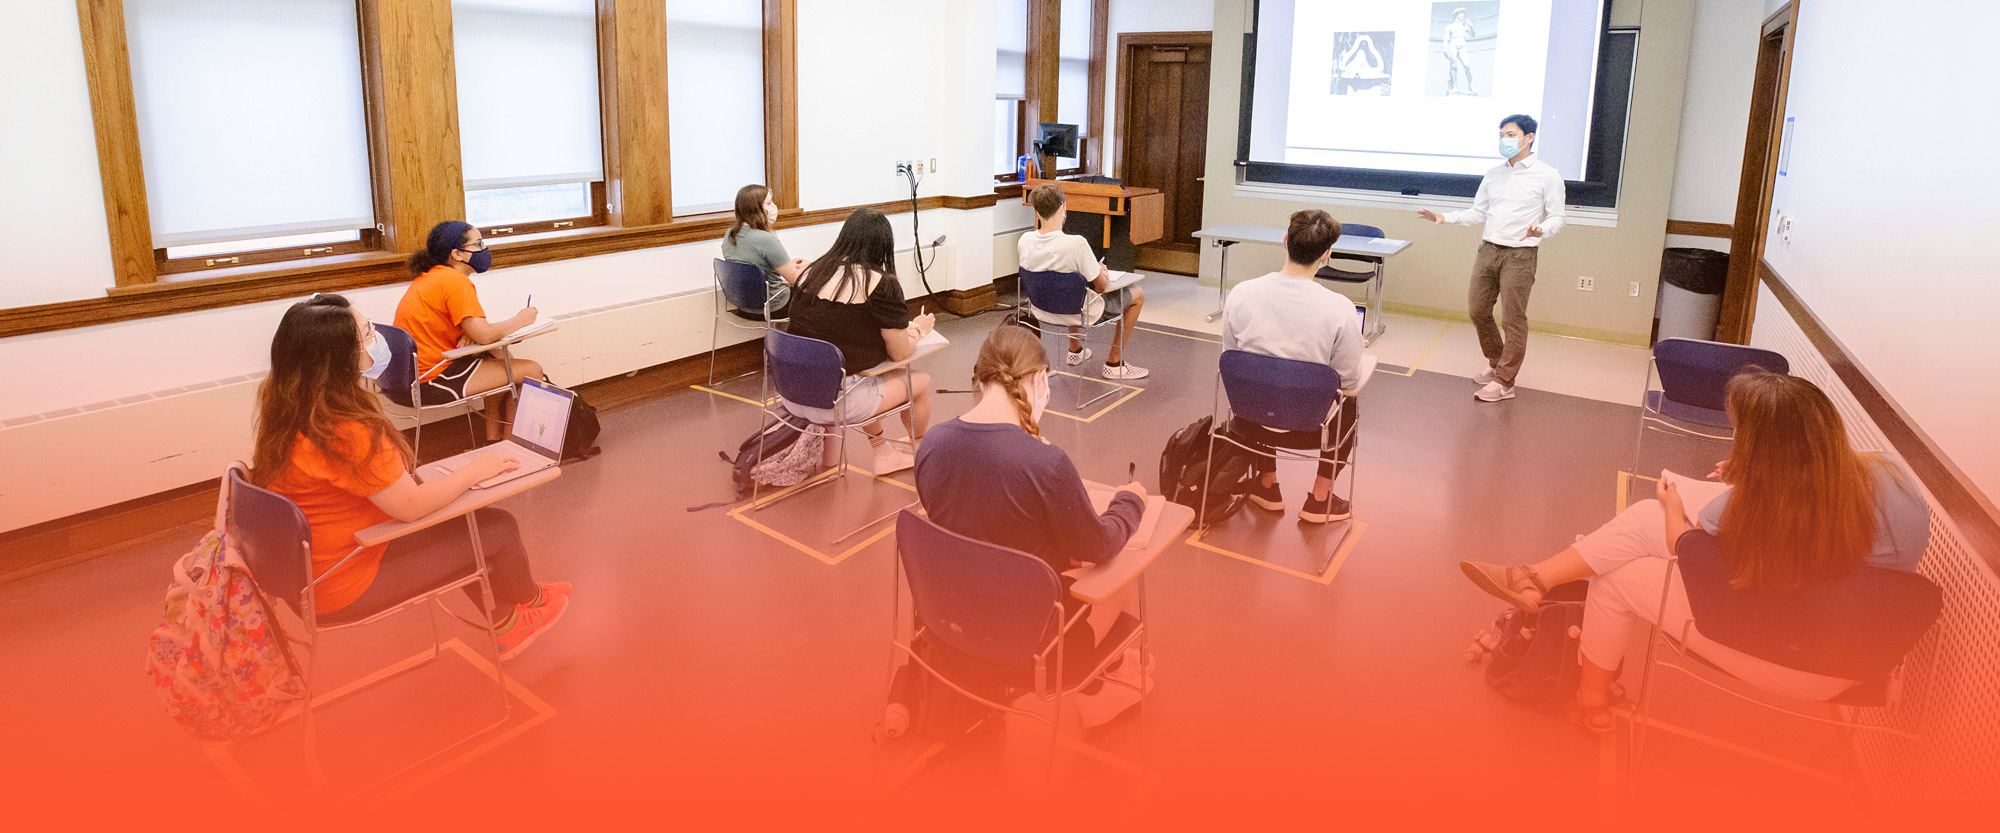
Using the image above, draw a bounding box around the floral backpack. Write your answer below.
[144,480,305,741]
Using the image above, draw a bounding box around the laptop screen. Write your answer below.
[510,378,574,460]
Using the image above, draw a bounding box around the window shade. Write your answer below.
[124,0,375,249]
[996,0,1027,99]
[665,0,765,214]
[453,0,605,190]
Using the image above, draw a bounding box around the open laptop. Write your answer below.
[421,377,574,490]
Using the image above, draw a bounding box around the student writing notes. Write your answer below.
[914,327,1152,726]
[253,294,572,660]
[1220,209,1365,524]
[1019,184,1149,380]
[394,220,545,441]
[782,208,934,474]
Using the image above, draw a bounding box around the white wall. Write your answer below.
[1759,0,2000,504]
[0,0,117,310]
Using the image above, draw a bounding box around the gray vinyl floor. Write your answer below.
[0,304,1862,825]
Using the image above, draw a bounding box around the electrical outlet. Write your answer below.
[894,160,910,177]
[1629,281,1641,297]
[930,157,938,173]
[1576,276,1595,291]
[916,160,925,175]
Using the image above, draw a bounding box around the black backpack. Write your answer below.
[560,389,602,462]
[1480,597,1588,708]
[1159,415,1256,526]
[722,411,810,498]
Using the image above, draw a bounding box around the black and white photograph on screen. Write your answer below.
[1427,2,1499,97]
[1331,31,1394,96]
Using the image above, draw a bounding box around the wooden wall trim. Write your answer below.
[1025,0,1061,175]
[0,193,1000,338]
[1759,259,2000,571]
[1719,2,1799,344]
[360,0,464,258]
[599,0,673,226]
[74,0,154,289]
[762,0,800,210]
[1085,0,1108,174]
[1665,219,1733,238]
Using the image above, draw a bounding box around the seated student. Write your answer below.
[1018,184,1149,380]
[782,208,936,475]
[395,221,544,442]
[254,294,572,660]
[914,326,1152,726]
[1461,371,1930,731]
[719,184,809,317]
[1219,209,1365,524]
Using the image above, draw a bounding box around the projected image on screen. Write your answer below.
[1332,31,1395,95]
[1429,2,1499,97]
[1246,0,1606,179]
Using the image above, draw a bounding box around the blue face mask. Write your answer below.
[467,248,493,273]
[361,330,392,380]
[1499,137,1522,158]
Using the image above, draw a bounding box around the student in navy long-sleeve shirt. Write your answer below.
[915,329,1145,575]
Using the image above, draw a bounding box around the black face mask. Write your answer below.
[465,248,492,273]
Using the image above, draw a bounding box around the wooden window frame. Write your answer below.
[997,0,1106,189]
[155,229,382,276]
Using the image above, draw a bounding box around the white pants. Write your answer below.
[1572,500,1858,702]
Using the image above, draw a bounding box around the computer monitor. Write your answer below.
[1035,123,1080,159]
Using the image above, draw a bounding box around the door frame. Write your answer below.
[1112,31,1213,183]
[1716,3,1800,344]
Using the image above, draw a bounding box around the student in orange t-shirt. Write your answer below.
[394,220,544,441]
[254,293,572,660]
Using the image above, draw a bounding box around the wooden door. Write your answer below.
[1118,33,1210,271]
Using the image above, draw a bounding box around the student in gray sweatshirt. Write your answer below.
[1219,209,1365,523]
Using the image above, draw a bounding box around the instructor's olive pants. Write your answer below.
[1467,241,1538,388]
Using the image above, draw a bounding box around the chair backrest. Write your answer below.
[223,465,313,608]
[1675,530,1943,683]
[1018,269,1091,317]
[764,329,845,410]
[894,511,1061,668]
[1652,338,1789,414]
[1338,223,1385,240]
[1219,349,1344,434]
[371,322,420,408]
[715,258,770,314]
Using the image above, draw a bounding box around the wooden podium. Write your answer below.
[1022,178,1164,271]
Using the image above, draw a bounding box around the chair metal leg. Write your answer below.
[708,310,723,386]
[300,628,328,788]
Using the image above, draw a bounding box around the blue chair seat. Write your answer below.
[1645,390,1732,429]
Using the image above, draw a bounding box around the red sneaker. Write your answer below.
[495,589,571,662]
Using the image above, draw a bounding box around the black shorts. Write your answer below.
[419,355,485,405]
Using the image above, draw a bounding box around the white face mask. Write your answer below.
[763,199,778,225]
[361,329,391,380]
[1029,369,1050,423]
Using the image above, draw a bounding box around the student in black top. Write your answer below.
[914,326,1151,726]
[782,208,936,474]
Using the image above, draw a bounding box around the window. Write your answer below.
[665,0,766,216]
[125,0,377,273]
[1055,0,1092,172]
[453,0,607,235]
[996,0,1029,180]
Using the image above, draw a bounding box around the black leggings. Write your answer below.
[335,508,538,625]
[1230,397,1360,481]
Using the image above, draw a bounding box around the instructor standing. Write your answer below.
[1418,114,1565,403]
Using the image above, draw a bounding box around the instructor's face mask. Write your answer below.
[361,329,391,380]
[1498,137,1522,158]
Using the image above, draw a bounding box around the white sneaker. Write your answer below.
[1073,671,1157,728]
[1473,365,1498,385]
[871,443,915,475]
[1065,347,1092,367]
[1474,381,1516,402]
[1101,362,1149,380]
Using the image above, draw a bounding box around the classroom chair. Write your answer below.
[1630,338,1789,476]
[885,510,1146,785]
[1015,268,1129,410]
[371,322,520,461]
[1205,349,1373,576]
[1314,222,1385,336]
[1628,529,1943,809]
[754,330,918,541]
[222,463,512,788]
[710,258,786,386]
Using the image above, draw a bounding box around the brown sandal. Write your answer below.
[1569,695,1617,735]
[1459,561,1549,614]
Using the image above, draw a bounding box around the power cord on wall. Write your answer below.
[902,166,1004,320]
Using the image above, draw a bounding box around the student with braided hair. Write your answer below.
[913,326,1152,725]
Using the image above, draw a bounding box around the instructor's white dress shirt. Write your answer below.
[1442,154,1567,247]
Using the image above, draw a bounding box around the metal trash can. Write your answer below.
[1655,247,1729,342]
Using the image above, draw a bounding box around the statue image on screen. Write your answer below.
[1331,30,1394,96]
